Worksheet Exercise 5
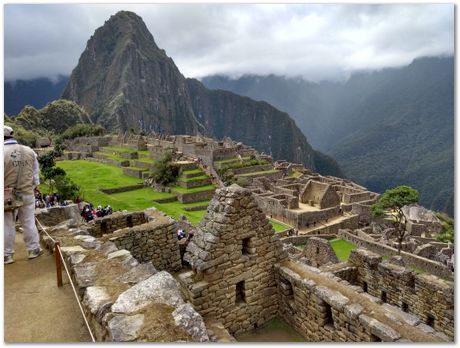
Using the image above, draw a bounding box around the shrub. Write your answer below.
[54,175,81,201]
[150,152,179,186]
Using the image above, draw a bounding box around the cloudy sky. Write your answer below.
[4,3,454,82]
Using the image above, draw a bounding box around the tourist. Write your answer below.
[4,126,43,264]
[186,230,194,242]
[177,229,186,240]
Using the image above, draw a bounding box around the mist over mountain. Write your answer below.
[5,76,69,116]
[202,56,454,214]
[59,11,317,169]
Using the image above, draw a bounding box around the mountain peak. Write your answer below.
[62,11,316,168]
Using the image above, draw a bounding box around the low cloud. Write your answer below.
[4,4,454,82]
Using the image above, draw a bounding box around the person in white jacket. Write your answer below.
[4,126,43,264]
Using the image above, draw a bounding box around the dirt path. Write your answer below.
[4,233,91,342]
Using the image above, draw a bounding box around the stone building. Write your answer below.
[300,180,341,209]
[179,184,286,335]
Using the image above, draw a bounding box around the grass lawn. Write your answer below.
[56,160,209,225]
[182,169,204,175]
[214,156,249,164]
[330,238,357,261]
[93,151,129,163]
[101,146,138,154]
[178,175,209,182]
[238,169,279,177]
[269,219,291,233]
[151,200,207,226]
[171,184,215,194]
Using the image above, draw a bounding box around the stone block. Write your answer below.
[108,314,145,342]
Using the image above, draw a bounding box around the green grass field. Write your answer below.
[238,169,279,177]
[330,238,357,261]
[171,184,215,194]
[55,160,211,225]
[269,219,291,233]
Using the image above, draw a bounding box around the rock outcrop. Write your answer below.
[62,11,316,169]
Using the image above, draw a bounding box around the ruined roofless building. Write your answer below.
[180,184,286,335]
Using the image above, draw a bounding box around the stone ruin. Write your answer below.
[35,184,453,343]
[180,184,285,335]
[35,133,454,342]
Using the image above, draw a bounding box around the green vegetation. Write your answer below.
[150,152,180,186]
[238,169,279,177]
[171,184,215,194]
[182,169,204,176]
[151,201,207,226]
[371,185,419,254]
[15,99,92,134]
[102,146,139,154]
[56,160,210,225]
[38,151,81,200]
[59,123,104,141]
[214,156,251,164]
[93,151,129,163]
[289,170,302,178]
[330,238,356,261]
[57,160,142,189]
[269,219,291,233]
[179,175,209,182]
[436,212,454,244]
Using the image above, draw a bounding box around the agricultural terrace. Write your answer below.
[55,159,290,230]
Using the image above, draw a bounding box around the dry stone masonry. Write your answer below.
[33,133,454,342]
[180,185,286,335]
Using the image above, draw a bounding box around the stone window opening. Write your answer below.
[316,247,320,254]
[401,301,409,312]
[235,281,246,305]
[370,334,382,342]
[362,281,368,293]
[381,290,387,303]
[242,237,253,255]
[126,215,133,227]
[100,221,107,234]
[323,302,334,328]
[426,314,435,328]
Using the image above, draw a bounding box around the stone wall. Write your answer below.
[338,229,453,279]
[277,262,447,342]
[177,177,212,189]
[100,184,144,194]
[231,164,273,175]
[106,217,182,272]
[175,189,216,203]
[342,191,371,204]
[86,211,148,238]
[179,185,287,335]
[348,249,454,339]
[301,237,339,267]
[122,167,148,179]
[284,206,340,229]
[35,204,81,227]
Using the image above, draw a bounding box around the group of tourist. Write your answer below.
[34,189,70,209]
[81,203,113,223]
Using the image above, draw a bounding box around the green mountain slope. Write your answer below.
[202,56,454,213]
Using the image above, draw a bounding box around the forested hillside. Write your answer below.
[202,56,454,214]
